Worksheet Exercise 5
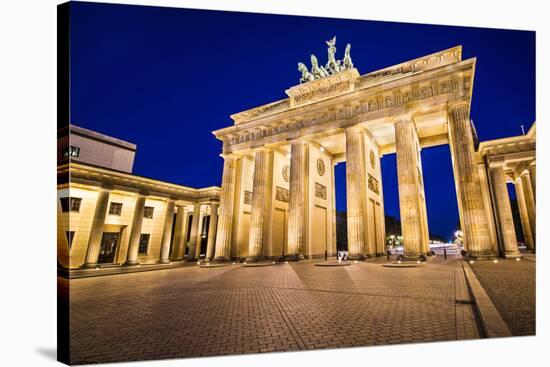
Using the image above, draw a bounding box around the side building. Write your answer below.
[57,125,220,269]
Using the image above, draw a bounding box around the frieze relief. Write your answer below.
[225,74,471,147]
[275,186,289,203]
[244,190,253,205]
[368,174,380,195]
[231,99,288,125]
[315,182,327,200]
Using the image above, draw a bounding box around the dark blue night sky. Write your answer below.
[70,1,535,241]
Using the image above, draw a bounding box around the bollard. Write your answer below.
[444,248,447,260]
[325,250,327,261]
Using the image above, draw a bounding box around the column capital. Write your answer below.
[289,138,309,146]
[488,159,506,169]
[345,125,364,134]
[100,183,115,191]
[219,153,240,161]
[252,147,272,154]
[392,114,414,125]
[447,100,470,112]
[136,190,150,197]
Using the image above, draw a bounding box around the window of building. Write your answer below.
[108,202,123,216]
[62,145,80,158]
[143,206,154,219]
[66,231,75,250]
[60,197,82,212]
[138,234,150,255]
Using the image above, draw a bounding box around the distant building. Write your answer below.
[57,124,137,173]
[57,125,220,269]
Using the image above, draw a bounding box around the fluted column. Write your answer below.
[158,199,175,264]
[124,194,147,265]
[514,177,534,252]
[448,103,494,258]
[527,164,536,203]
[287,141,308,260]
[521,173,536,246]
[82,188,112,268]
[205,203,219,261]
[214,156,239,261]
[394,116,424,258]
[247,149,270,260]
[186,204,202,261]
[345,127,366,259]
[170,205,187,260]
[489,165,521,258]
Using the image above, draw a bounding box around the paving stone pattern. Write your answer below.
[470,258,536,336]
[63,255,481,364]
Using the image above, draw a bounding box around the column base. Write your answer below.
[285,254,304,261]
[123,261,139,266]
[213,256,232,262]
[245,256,264,262]
[80,263,99,269]
[503,251,523,259]
[398,253,427,262]
[467,252,497,260]
[348,254,366,261]
[185,258,198,262]
[157,259,171,264]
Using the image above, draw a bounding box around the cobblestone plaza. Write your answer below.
[60,255,501,364]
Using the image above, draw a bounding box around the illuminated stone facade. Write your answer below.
[212,45,535,260]
[58,46,536,266]
[478,124,536,255]
[57,127,220,269]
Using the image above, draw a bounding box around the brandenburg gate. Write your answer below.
[209,40,532,262]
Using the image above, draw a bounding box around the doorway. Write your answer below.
[98,232,119,264]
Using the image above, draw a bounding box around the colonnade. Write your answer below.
[81,192,219,268]
[212,102,535,261]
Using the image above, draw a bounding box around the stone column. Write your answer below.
[345,127,366,260]
[82,188,112,268]
[170,205,187,260]
[247,149,270,260]
[214,156,239,261]
[158,199,175,264]
[186,204,202,261]
[448,103,494,258]
[394,116,425,258]
[514,177,534,252]
[205,203,219,261]
[489,165,521,258]
[287,140,308,260]
[527,164,536,203]
[57,198,70,268]
[124,194,147,265]
[521,173,536,245]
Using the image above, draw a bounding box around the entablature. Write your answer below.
[215,57,474,154]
